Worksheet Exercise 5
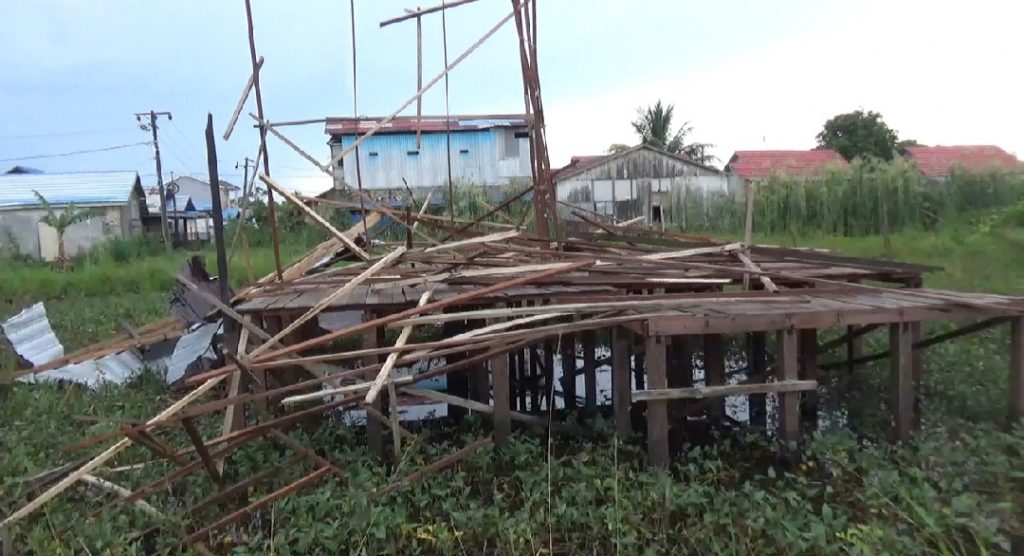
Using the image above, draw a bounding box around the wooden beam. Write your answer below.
[612,326,632,437]
[582,329,597,412]
[645,335,669,469]
[180,417,222,484]
[223,56,263,140]
[798,329,819,431]
[380,0,482,27]
[491,339,511,447]
[634,379,818,402]
[375,436,493,498]
[402,387,576,432]
[561,331,577,411]
[776,329,800,455]
[365,290,432,405]
[260,173,370,260]
[703,334,726,422]
[890,322,914,442]
[737,251,779,293]
[1011,317,1024,422]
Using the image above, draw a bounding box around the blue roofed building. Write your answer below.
[324,114,532,198]
[0,171,147,260]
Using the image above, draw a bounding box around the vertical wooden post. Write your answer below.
[515,348,527,411]
[776,329,799,455]
[612,326,632,438]
[1010,317,1024,423]
[363,314,384,458]
[528,343,540,411]
[667,336,693,419]
[582,329,597,413]
[443,318,469,422]
[846,325,863,374]
[748,331,768,429]
[798,329,819,431]
[703,334,726,423]
[543,338,555,409]
[890,322,914,442]
[645,334,670,469]
[909,321,923,427]
[491,344,511,448]
[560,332,576,411]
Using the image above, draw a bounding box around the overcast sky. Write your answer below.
[1,0,1021,194]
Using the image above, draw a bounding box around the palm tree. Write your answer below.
[631,101,719,166]
[33,190,98,268]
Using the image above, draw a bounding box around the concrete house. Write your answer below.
[0,171,146,260]
[325,114,532,197]
[724,149,848,195]
[553,144,726,225]
[901,145,1023,181]
[164,175,238,212]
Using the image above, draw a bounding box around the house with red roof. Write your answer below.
[901,145,1022,181]
[552,144,725,226]
[723,149,849,194]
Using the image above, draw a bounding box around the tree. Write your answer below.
[631,101,719,165]
[33,190,99,268]
[606,143,631,154]
[816,110,898,161]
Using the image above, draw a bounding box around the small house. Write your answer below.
[324,114,533,197]
[164,175,238,213]
[553,144,726,226]
[724,149,848,195]
[0,171,147,260]
[901,145,1022,181]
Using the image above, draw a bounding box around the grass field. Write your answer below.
[1,218,1023,554]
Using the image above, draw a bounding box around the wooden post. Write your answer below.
[514,348,526,412]
[443,318,470,421]
[890,322,914,442]
[543,338,555,409]
[612,326,632,438]
[645,334,670,469]
[1010,317,1023,423]
[491,344,511,448]
[748,332,768,429]
[776,329,799,456]
[363,315,384,458]
[560,332,576,411]
[798,329,819,431]
[703,334,726,423]
[582,329,597,413]
[667,335,693,420]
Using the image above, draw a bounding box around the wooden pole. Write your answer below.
[364,314,385,458]
[776,329,799,457]
[703,334,726,423]
[890,322,914,442]
[612,326,632,438]
[748,331,768,429]
[560,331,576,411]
[205,114,230,303]
[798,328,819,431]
[1011,317,1024,422]
[491,339,512,447]
[582,329,597,413]
[645,334,669,469]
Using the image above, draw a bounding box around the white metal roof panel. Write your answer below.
[0,171,140,208]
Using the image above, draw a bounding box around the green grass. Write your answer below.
[1,220,1023,554]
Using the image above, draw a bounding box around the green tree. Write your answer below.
[816,110,899,161]
[33,190,99,268]
[606,143,631,154]
[631,101,718,165]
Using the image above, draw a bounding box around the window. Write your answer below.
[514,131,529,139]
[407,150,419,156]
[368,151,379,157]
[459,148,470,154]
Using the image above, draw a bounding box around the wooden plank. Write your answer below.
[612,326,632,437]
[798,329,819,431]
[180,417,222,484]
[633,379,817,401]
[223,56,263,140]
[402,388,575,432]
[582,329,597,412]
[365,290,433,405]
[645,335,669,469]
[560,331,577,411]
[890,322,914,442]
[1012,317,1024,422]
[375,436,493,498]
[776,329,800,455]
[491,338,511,447]
[737,251,779,293]
[423,229,520,253]
[364,315,384,458]
[703,334,726,422]
[260,174,370,260]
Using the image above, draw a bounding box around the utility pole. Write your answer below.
[135,110,173,250]
[236,157,255,198]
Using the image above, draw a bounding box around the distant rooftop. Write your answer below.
[0,171,142,209]
[326,114,529,136]
[725,149,848,180]
[902,145,1022,177]
[4,165,44,175]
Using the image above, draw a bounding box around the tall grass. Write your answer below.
[678,159,1024,237]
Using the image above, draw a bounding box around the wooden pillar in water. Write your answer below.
[776,329,799,456]
[363,313,384,458]
[645,334,670,468]
[612,326,632,438]
[798,329,819,431]
[890,322,914,442]
[703,334,726,423]
[748,331,768,429]
[560,332,576,411]
[582,329,598,413]
[1009,317,1023,423]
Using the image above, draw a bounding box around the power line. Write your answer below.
[0,127,137,140]
[0,141,151,162]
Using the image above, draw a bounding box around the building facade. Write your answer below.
[325,114,532,197]
[553,144,727,226]
[0,171,146,260]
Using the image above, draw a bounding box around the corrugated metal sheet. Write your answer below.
[0,302,64,365]
[166,321,220,384]
[0,171,141,208]
[326,114,527,135]
[20,350,146,388]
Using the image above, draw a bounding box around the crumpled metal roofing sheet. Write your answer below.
[0,302,64,365]
[0,171,140,208]
[20,350,145,388]
[166,321,220,384]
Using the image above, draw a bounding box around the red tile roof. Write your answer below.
[725,149,848,180]
[325,114,528,135]
[902,145,1022,177]
[551,145,707,182]
[551,154,606,181]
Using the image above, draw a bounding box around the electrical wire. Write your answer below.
[0,141,151,162]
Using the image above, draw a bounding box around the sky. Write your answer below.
[1,0,1022,195]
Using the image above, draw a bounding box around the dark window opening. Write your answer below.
[459,148,470,154]
[368,151,379,157]
[651,205,662,223]
[513,131,530,139]
[407,150,420,156]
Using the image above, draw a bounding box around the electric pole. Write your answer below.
[236,157,256,199]
[135,110,173,249]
